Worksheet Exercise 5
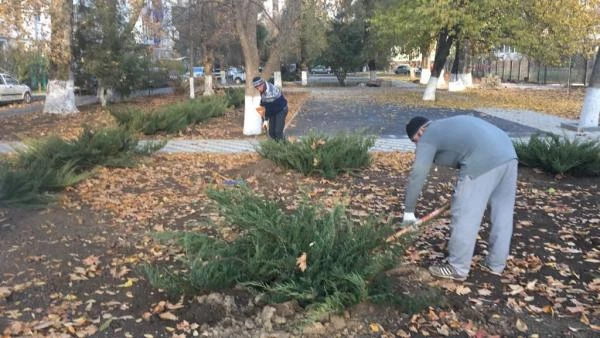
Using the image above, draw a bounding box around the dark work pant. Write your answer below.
[268,106,288,141]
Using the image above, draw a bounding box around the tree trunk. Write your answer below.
[448,40,465,92]
[577,48,600,130]
[459,40,473,87]
[419,42,432,85]
[423,28,454,101]
[234,0,262,136]
[43,0,78,114]
[203,50,215,96]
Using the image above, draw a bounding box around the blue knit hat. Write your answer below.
[252,76,265,87]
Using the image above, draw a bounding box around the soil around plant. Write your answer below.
[0,90,599,337]
[1,152,598,337]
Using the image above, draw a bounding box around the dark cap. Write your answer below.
[252,76,265,87]
[406,116,430,140]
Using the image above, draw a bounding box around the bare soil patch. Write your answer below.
[1,152,598,337]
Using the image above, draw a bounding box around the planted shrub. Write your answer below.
[257,132,375,179]
[144,186,408,318]
[0,160,86,206]
[224,87,244,108]
[0,126,163,205]
[514,134,600,177]
[110,96,228,135]
[17,126,164,171]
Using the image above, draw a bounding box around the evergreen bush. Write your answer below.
[514,134,600,177]
[0,126,163,205]
[224,88,245,108]
[257,132,375,179]
[110,96,228,135]
[144,186,409,318]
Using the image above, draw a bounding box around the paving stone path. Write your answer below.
[1,85,598,154]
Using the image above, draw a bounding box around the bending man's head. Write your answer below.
[406,116,430,143]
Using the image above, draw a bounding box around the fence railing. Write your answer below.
[469,54,595,86]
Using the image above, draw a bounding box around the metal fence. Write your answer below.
[470,54,595,86]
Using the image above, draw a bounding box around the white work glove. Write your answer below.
[401,212,417,226]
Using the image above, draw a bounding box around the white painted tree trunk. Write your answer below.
[436,69,446,89]
[578,87,600,129]
[243,94,262,135]
[448,73,466,92]
[98,86,115,107]
[460,73,473,87]
[577,49,599,130]
[369,70,377,81]
[274,71,282,88]
[203,75,214,96]
[423,76,439,101]
[189,77,195,99]
[420,69,431,84]
[221,71,227,85]
[43,79,78,114]
[301,71,308,86]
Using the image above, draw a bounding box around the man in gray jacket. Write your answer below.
[402,115,518,281]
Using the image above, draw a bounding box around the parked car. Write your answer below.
[310,65,331,74]
[394,65,422,76]
[183,66,205,79]
[0,73,32,104]
[226,67,246,84]
[394,65,411,75]
[212,68,222,81]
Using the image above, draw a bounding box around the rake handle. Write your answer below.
[385,201,451,243]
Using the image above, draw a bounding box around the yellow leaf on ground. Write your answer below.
[118,278,136,288]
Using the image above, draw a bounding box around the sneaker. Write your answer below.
[479,262,503,276]
[428,264,467,281]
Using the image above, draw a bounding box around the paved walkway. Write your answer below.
[0,85,599,154]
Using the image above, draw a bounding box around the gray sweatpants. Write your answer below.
[448,159,518,276]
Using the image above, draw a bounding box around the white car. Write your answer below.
[226,67,246,84]
[0,73,32,104]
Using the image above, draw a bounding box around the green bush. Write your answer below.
[0,126,163,206]
[144,186,407,318]
[0,160,86,206]
[110,96,228,135]
[17,126,164,171]
[514,134,600,177]
[257,132,375,179]
[224,87,245,108]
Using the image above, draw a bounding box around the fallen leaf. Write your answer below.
[118,278,136,288]
[516,318,528,332]
[580,313,590,326]
[159,312,178,321]
[455,285,471,295]
[0,286,12,299]
[296,252,307,272]
[437,324,450,336]
[477,288,492,296]
[369,323,381,333]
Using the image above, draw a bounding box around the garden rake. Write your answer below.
[386,201,451,243]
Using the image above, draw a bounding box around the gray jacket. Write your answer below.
[404,115,517,213]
